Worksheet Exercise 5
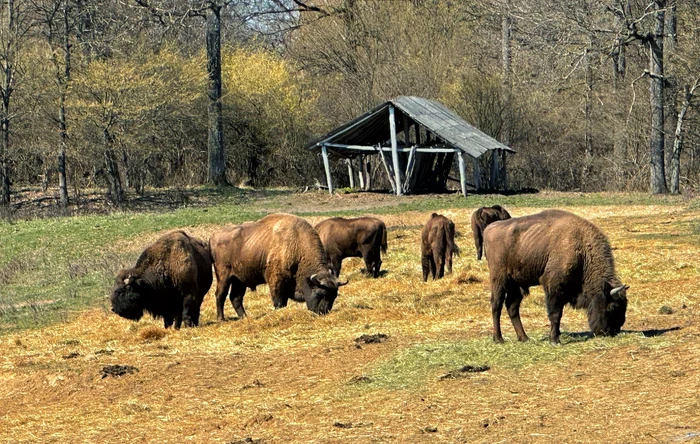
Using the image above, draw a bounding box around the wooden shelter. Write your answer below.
[306,96,514,196]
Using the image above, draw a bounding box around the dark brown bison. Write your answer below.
[483,209,628,345]
[421,213,459,282]
[471,205,511,260]
[110,231,213,329]
[314,217,387,278]
[209,213,347,319]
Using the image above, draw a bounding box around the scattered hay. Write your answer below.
[355,333,389,344]
[138,326,168,342]
[100,364,139,378]
[241,379,265,390]
[348,375,373,384]
[438,364,490,380]
[244,414,273,428]
[227,439,263,444]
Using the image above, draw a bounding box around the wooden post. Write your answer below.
[490,150,499,190]
[404,115,410,145]
[321,144,333,195]
[347,159,355,189]
[473,157,481,191]
[389,105,402,195]
[457,151,467,197]
[378,146,397,194]
[358,155,365,190]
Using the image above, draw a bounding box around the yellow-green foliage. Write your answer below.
[71,46,206,128]
[222,46,315,128]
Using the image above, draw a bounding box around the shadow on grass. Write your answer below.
[564,326,681,342]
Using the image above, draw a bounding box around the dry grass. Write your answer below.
[1,200,699,443]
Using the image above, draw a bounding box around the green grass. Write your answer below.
[360,332,667,390]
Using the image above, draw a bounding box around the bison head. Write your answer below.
[588,282,629,336]
[305,269,348,315]
[110,270,150,321]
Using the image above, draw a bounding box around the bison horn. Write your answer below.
[337,279,349,287]
[610,285,629,296]
[310,274,320,286]
[124,275,132,285]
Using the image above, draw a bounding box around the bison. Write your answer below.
[314,217,387,278]
[110,231,213,329]
[421,213,459,282]
[471,205,511,260]
[483,209,628,345]
[209,213,347,319]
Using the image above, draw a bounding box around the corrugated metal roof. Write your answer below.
[306,96,514,159]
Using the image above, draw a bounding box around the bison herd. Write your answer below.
[111,205,629,345]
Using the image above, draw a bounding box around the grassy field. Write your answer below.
[1,189,699,443]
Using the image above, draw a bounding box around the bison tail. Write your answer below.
[381,225,388,254]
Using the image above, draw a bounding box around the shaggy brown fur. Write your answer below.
[110,231,213,329]
[483,209,628,345]
[421,213,459,282]
[314,217,387,278]
[209,213,346,319]
[471,205,511,260]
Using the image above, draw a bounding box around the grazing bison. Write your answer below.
[314,217,387,278]
[421,213,459,282]
[483,209,628,345]
[471,205,511,260]
[110,231,213,329]
[209,213,347,319]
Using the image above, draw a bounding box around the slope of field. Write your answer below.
[1,191,699,443]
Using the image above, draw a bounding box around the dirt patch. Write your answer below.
[438,365,490,380]
[355,333,389,344]
[100,364,139,378]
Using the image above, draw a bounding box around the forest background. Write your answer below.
[0,0,698,212]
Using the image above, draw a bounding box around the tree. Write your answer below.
[0,0,31,207]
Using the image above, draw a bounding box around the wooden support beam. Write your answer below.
[389,105,402,195]
[347,158,355,188]
[473,157,481,191]
[358,154,365,190]
[457,151,467,197]
[404,114,410,145]
[490,149,499,190]
[321,144,333,195]
[377,145,397,194]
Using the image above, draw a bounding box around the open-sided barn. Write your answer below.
[306,96,514,195]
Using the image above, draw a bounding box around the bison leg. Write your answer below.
[421,254,432,282]
[446,251,453,275]
[229,279,247,319]
[182,288,203,327]
[546,298,565,345]
[433,247,445,279]
[214,274,233,321]
[173,313,183,330]
[505,284,528,342]
[163,316,174,329]
[490,280,507,343]
[270,276,294,309]
[473,225,483,261]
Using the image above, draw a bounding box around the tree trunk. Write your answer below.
[206,4,226,186]
[103,129,123,204]
[649,0,667,194]
[666,0,677,51]
[499,0,512,191]
[581,43,593,190]
[0,0,14,207]
[57,0,70,208]
[670,79,699,194]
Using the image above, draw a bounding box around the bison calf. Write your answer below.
[483,209,628,345]
[210,213,347,320]
[110,231,213,329]
[471,205,511,260]
[314,217,387,278]
[421,213,459,281]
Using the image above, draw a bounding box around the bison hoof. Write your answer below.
[518,336,530,343]
[492,335,505,344]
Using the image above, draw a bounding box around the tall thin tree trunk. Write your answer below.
[206,4,226,186]
[649,0,667,194]
[500,0,511,190]
[670,79,699,194]
[0,0,14,207]
[103,128,123,204]
[666,0,677,51]
[582,43,593,190]
[58,0,70,208]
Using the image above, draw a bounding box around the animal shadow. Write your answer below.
[561,326,681,343]
[359,268,388,278]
